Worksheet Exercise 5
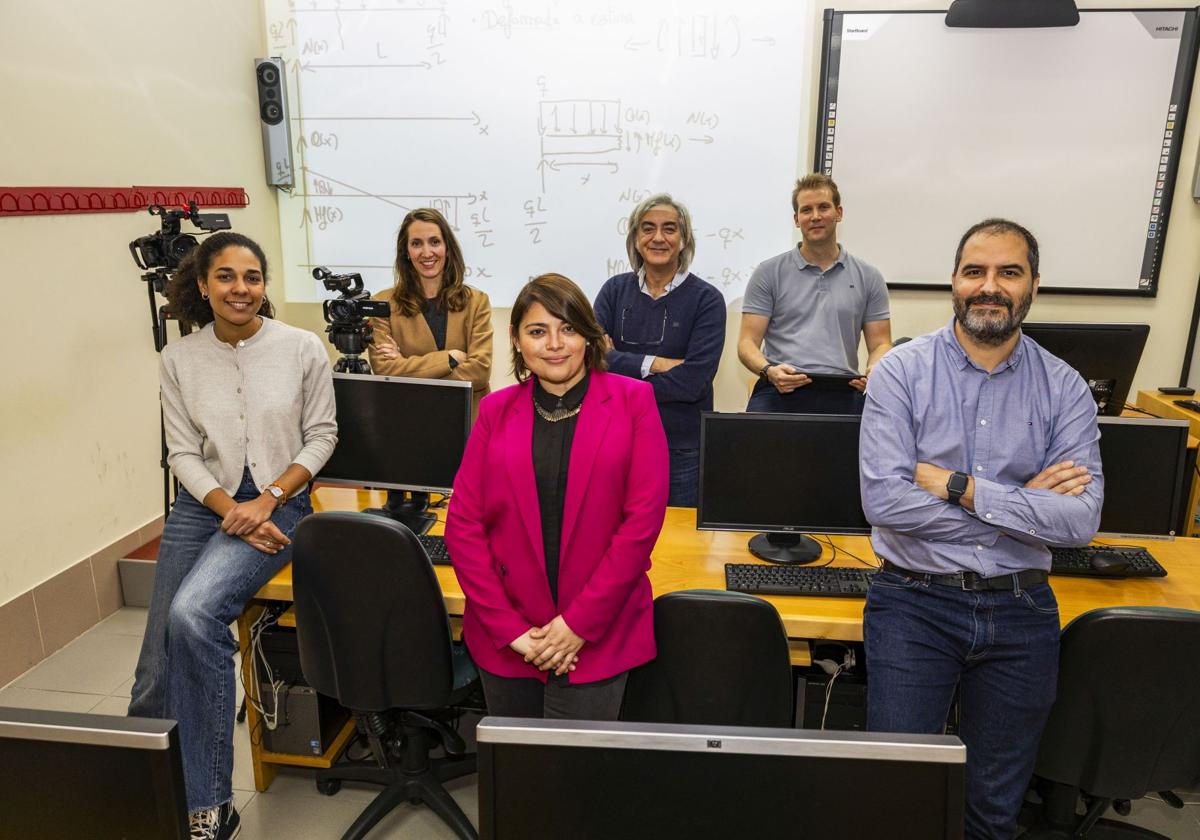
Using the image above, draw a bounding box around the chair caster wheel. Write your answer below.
[316,778,342,796]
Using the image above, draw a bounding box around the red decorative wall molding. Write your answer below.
[0,186,249,217]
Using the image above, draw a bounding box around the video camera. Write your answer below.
[315,266,391,373]
[129,202,232,274]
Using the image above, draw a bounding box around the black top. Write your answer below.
[532,373,589,605]
[422,297,454,365]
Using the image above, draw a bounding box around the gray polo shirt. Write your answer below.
[743,245,890,376]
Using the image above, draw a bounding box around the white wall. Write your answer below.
[2,0,1198,607]
[0,2,286,605]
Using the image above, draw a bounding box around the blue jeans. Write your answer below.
[746,379,865,414]
[863,569,1060,840]
[128,468,312,812]
[668,448,699,507]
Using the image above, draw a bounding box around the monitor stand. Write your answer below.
[748,532,822,565]
[362,490,437,536]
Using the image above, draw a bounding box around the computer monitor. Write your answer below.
[318,373,472,494]
[1095,417,1190,540]
[477,718,966,839]
[0,707,188,838]
[698,412,869,564]
[1020,322,1149,416]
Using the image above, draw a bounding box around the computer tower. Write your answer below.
[254,624,349,756]
[258,681,350,757]
[797,670,868,731]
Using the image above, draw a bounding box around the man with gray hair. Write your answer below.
[594,193,725,506]
[739,173,892,413]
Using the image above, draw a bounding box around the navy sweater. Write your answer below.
[593,272,726,449]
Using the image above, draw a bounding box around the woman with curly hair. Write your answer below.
[128,232,337,840]
[367,207,493,415]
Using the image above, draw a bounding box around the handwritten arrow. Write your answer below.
[624,37,649,50]
[752,36,776,46]
[300,62,433,70]
[688,135,714,144]
[551,161,619,174]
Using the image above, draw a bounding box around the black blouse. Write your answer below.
[421,297,451,362]
[532,373,589,605]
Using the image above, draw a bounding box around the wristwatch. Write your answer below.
[946,471,970,506]
[759,362,775,381]
[265,483,287,506]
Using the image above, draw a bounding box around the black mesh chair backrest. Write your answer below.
[622,589,793,727]
[291,512,456,712]
[1035,607,1200,799]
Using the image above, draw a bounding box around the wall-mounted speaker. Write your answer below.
[254,58,293,188]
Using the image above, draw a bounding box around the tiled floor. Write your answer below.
[2,608,1198,839]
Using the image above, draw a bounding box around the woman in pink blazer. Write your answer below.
[445,273,669,719]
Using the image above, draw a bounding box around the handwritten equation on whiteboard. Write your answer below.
[266,0,812,306]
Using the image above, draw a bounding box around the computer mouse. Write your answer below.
[1089,554,1129,575]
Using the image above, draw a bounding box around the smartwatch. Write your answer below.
[759,363,775,381]
[266,483,287,506]
[946,471,970,506]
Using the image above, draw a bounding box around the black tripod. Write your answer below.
[143,267,189,519]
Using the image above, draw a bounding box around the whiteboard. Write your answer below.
[818,9,1198,295]
[263,0,814,306]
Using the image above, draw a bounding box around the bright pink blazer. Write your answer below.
[445,370,669,684]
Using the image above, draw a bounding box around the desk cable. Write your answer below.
[814,646,857,730]
[243,606,288,732]
[812,535,882,569]
[1122,403,1161,419]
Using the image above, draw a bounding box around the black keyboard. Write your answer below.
[725,564,875,597]
[1049,545,1167,579]
[417,534,452,565]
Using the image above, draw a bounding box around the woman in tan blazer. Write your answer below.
[368,207,493,417]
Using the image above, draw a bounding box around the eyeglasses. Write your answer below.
[619,306,667,346]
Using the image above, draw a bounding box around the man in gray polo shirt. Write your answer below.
[738,173,892,413]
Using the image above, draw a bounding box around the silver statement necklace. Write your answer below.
[534,399,581,423]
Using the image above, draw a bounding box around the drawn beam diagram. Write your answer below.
[265,0,812,305]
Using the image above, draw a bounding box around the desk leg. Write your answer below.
[237,603,279,792]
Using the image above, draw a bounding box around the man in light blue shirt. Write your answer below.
[858,219,1102,840]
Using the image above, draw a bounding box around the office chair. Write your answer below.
[291,512,480,840]
[621,589,793,727]
[1022,607,1200,839]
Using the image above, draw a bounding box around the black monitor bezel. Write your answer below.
[697,411,870,537]
[0,708,188,838]
[1096,416,1189,540]
[317,372,473,494]
[1020,321,1150,416]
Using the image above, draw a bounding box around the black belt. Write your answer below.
[881,560,1048,592]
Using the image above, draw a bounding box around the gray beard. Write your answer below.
[953,293,1033,346]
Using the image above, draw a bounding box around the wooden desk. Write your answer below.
[239,486,1200,791]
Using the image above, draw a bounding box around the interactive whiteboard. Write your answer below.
[817,9,1198,295]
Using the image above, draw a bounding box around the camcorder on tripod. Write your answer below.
[129,202,232,515]
[315,266,390,374]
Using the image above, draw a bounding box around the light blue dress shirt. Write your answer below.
[859,319,1103,575]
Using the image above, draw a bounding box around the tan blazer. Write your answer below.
[367,285,493,417]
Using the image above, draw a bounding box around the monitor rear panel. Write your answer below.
[319,373,472,493]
